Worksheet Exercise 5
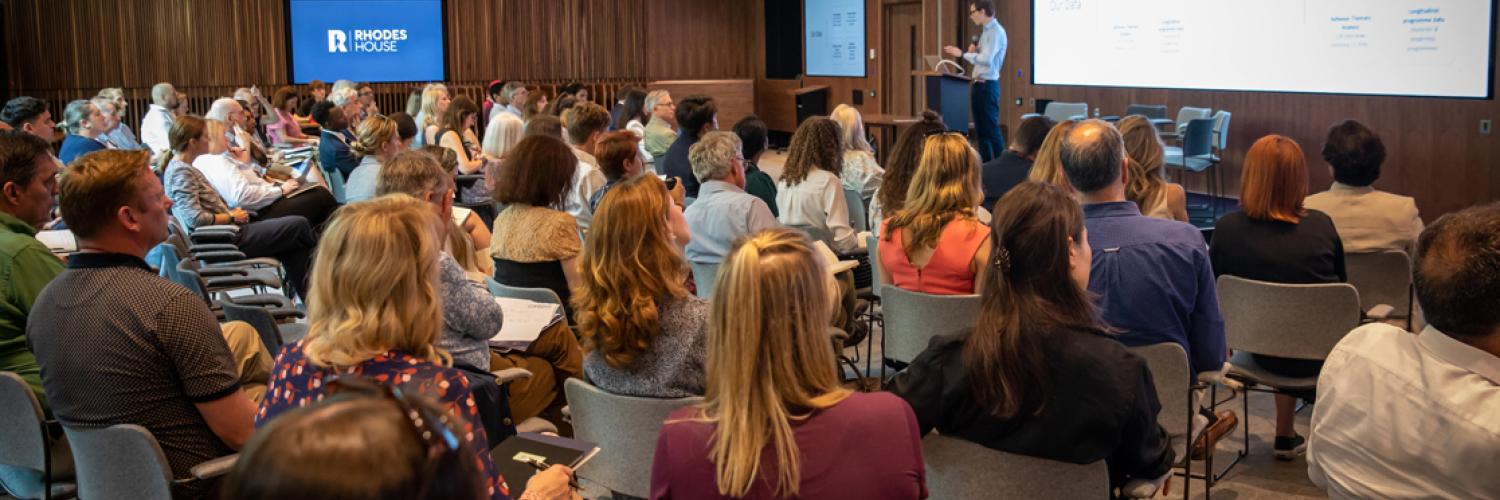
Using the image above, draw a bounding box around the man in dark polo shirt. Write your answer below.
[980,115,1054,209]
[27,150,259,497]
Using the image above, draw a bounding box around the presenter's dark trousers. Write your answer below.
[970,79,1005,162]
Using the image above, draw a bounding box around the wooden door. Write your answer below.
[882,1,923,116]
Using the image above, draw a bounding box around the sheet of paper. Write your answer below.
[490,297,564,348]
[35,230,77,254]
[813,240,859,275]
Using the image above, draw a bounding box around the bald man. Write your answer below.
[141,82,179,155]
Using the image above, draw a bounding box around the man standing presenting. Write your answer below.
[944,1,1007,162]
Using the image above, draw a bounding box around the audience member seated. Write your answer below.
[878,133,992,295]
[173,90,190,117]
[31,150,271,498]
[524,114,563,139]
[730,116,779,215]
[612,88,649,158]
[377,153,582,426]
[141,82,179,155]
[0,132,63,413]
[0,97,57,144]
[225,381,577,500]
[391,111,419,148]
[196,118,337,228]
[890,181,1175,491]
[577,174,707,398]
[356,83,378,121]
[561,102,610,230]
[641,90,678,159]
[328,86,365,132]
[980,115,1053,209]
[95,88,144,150]
[831,104,884,200]
[1119,116,1188,222]
[436,96,489,203]
[588,131,656,212]
[559,82,590,103]
[660,95,716,198]
[653,228,926,499]
[776,117,863,253]
[254,196,511,500]
[1211,134,1345,460]
[482,80,505,123]
[89,97,124,149]
[56,99,110,164]
[161,115,317,300]
[265,87,319,147]
[547,96,577,120]
[1304,120,1423,254]
[416,146,494,276]
[1061,119,1234,454]
[685,131,780,266]
[870,111,947,229]
[313,101,358,201]
[344,115,407,203]
[521,91,549,122]
[1026,119,1078,193]
[296,80,326,120]
[481,112,525,193]
[489,136,583,319]
[1308,202,1500,498]
[414,84,450,149]
[499,81,528,119]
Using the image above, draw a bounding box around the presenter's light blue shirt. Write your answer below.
[964,18,1007,81]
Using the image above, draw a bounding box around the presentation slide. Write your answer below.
[806,0,867,77]
[1033,0,1495,98]
[288,0,445,84]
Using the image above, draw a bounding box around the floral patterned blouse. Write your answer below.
[256,340,509,500]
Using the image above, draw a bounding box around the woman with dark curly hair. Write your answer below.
[871,110,947,232]
[775,117,864,253]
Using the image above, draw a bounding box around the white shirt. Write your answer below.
[561,158,606,233]
[193,153,282,211]
[140,104,175,156]
[1308,324,1500,499]
[625,119,655,165]
[777,169,860,253]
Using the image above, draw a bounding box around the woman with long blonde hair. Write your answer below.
[1118,115,1188,221]
[878,133,993,295]
[414,84,450,148]
[830,104,884,199]
[776,117,863,252]
[254,195,538,500]
[651,228,926,499]
[575,174,706,398]
[1026,119,1077,193]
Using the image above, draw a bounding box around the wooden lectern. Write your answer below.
[914,71,970,133]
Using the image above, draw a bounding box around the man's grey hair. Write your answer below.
[204,98,242,122]
[502,81,527,102]
[689,131,742,182]
[644,90,670,116]
[329,87,360,107]
[331,79,357,95]
[150,83,176,105]
[1060,119,1126,194]
[61,100,95,134]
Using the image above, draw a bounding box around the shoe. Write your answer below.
[1274,434,1307,461]
[1191,410,1238,459]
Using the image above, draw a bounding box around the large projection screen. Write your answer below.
[287,0,446,84]
[1032,0,1495,99]
[806,0,868,77]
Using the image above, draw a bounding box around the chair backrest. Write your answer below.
[689,262,719,300]
[1210,110,1231,152]
[880,285,981,363]
[221,299,285,353]
[563,378,703,498]
[1345,251,1413,318]
[1044,102,1088,122]
[156,244,182,280]
[922,433,1109,499]
[788,224,835,250]
[0,372,49,472]
[1217,275,1361,360]
[1126,343,1194,447]
[1175,106,1212,130]
[64,424,175,500]
[865,234,881,298]
[844,187,868,231]
[1182,118,1216,158]
[485,277,563,305]
[1124,104,1168,120]
[171,260,213,304]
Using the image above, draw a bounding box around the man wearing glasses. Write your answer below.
[943,0,1008,162]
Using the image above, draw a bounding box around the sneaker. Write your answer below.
[1274,434,1307,461]
[1191,410,1238,459]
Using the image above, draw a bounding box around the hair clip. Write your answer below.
[992,246,1012,272]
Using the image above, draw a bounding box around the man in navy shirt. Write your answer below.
[659,95,717,199]
[1060,119,1234,453]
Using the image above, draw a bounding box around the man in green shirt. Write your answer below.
[642,90,678,159]
[0,131,64,412]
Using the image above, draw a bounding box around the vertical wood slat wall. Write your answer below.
[4,0,755,129]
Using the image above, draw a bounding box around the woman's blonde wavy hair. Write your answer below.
[350,114,398,157]
[1026,119,1077,192]
[683,228,850,498]
[302,194,450,368]
[573,174,688,369]
[829,104,873,154]
[883,133,983,256]
[418,87,448,129]
[1118,115,1168,213]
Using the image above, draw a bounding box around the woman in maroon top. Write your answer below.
[651,228,927,499]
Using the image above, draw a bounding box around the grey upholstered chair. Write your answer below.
[64,424,235,500]
[879,285,980,375]
[563,378,703,498]
[921,433,1111,499]
[0,372,74,500]
[485,277,563,305]
[1345,251,1414,330]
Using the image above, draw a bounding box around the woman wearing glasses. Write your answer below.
[253,196,574,500]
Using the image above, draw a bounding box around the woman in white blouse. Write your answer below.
[830,104,884,200]
[776,117,864,253]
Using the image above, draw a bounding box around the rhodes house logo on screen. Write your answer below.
[326,28,408,54]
